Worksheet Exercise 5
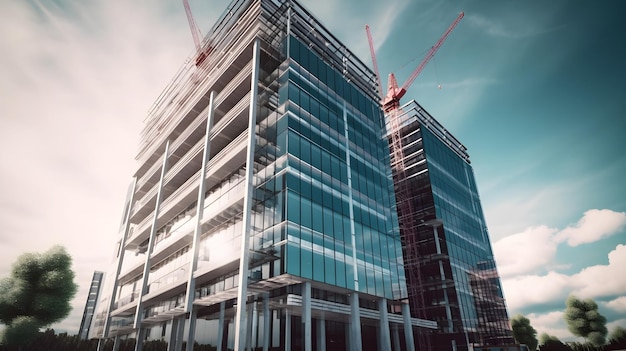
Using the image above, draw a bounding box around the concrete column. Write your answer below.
[349,293,362,351]
[402,304,415,351]
[392,325,401,351]
[185,91,216,315]
[262,294,270,351]
[234,37,261,351]
[113,335,120,351]
[167,318,180,351]
[102,178,137,339]
[342,100,359,292]
[284,309,291,351]
[185,308,198,351]
[247,302,255,350]
[221,320,230,351]
[217,302,226,351]
[316,318,326,351]
[134,141,171,351]
[378,299,392,351]
[302,282,312,351]
[174,317,185,351]
[135,328,146,351]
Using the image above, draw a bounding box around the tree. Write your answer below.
[511,314,539,351]
[563,296,608,346]
[609,326,626,342]
[606,326,626,351]
[538,333,571,351]
[0,246,78,348]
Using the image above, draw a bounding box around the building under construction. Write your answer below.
[385,101,514,351]
[91,0,514,350]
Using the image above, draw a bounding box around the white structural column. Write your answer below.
[98,178,137,351]
[302,282,312,351]
[134,141,171,351]
[217,302,226,351]
[378,299,392,351]
[233,37,261,351]
[316,318,326,351]
[167,318,181,351]
[349,293,362,351]
[392,325,401,351]
[284,309,291,351]
[342,101,359,291]
[262,294,270,351]
[184,91,216,350]
[113,335,120,351]
[402,304,416,351]
[185,309,198,351]
[247,302,255,350]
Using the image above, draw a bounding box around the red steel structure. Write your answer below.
[366,12,464,350]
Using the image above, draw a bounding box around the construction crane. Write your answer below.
[366,12,464,113]
[365,13,463,350]
[183,0,209,66]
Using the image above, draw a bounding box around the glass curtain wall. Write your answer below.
[420,126,513,348]
[275,34,406,299]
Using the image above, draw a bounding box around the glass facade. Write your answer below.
[389,101,513,350]
[250,34,406,299]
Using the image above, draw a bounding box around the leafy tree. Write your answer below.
[0,246,78,348]
[609,326,626,342]
[563,296,608,346]
[606,326,626,351]
[538,333,571,351]
[511,314,539,350]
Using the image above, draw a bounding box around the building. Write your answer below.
[93,0,514,350]
[93,0,438,350]
[387,101,514,350]
[79,271,104,340]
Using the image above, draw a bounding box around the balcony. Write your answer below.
[126,130,248,250]
[130,89,252,226]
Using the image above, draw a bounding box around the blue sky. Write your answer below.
[0,0,624,342]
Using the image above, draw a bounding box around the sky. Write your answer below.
[1,0,625,343]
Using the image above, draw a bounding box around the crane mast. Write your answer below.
[182,0,209,65]
[365,13,463,350]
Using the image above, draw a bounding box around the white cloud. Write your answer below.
[494,225,558,278]
[0,0,195,333]
[571,244,626,298]
[604,296,626,314]
[555,209,626,247]
[502,244,626,314]
[527,311,573,341]
[503,271,571,311]
[466,13,566,39]
[493,209,626,282]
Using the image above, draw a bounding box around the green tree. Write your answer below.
[0,246,78,348]
[511,314,539,350]
[606,326,626,351]
[563,296,608,346]
[538,333,571,351]
[609,326,626,342]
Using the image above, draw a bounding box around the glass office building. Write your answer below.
[387,101,514,351]
[93,1,436,351]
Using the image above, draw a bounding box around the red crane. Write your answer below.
[366,12,464,113]
[365,14,463,345]
[182,0,209,65]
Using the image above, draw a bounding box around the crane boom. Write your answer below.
[365,25,384,101]
[183,0,202,53]
[400,12,464,92]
